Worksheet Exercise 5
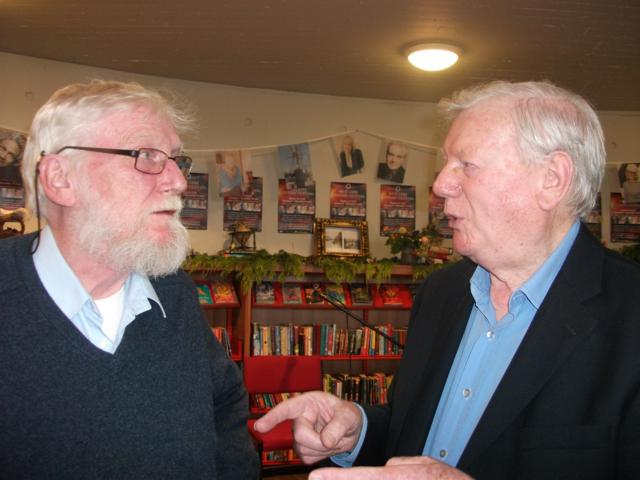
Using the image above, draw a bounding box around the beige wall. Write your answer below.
[2,52,639,254]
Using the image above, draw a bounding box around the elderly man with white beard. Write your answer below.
[0,80,259,479]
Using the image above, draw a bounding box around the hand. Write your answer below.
[308,456,474,480]
[253,391,363,464]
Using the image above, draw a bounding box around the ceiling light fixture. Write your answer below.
[406,43,461,72]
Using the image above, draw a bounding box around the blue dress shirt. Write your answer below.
[32,226,166,354]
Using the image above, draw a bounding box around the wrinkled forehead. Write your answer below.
[84,104,179,145]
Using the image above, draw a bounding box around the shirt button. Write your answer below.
[439,449,448,458]
[462,388,472,398]
[486,330,495,340]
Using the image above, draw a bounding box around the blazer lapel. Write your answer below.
[459,226,605,469]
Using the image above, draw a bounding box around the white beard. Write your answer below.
[74,195,190,277]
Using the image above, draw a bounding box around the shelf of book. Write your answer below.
[193,276,243,360]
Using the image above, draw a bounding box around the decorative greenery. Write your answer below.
[183,250,431,292]
[385,224,443,261]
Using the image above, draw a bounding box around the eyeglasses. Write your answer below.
[55,146,193,179]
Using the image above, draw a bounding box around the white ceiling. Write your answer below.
[2,0,639,110]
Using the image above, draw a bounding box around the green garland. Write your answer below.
[183,251,427,293]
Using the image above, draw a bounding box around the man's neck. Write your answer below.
[50,227,129,300]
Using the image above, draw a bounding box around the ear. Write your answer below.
[37,154,77,207]
[536,151,574,211]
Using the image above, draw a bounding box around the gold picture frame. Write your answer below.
[314,218,369,257]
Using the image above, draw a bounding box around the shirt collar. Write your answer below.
[470,221,580,309]
[33,225,165,318]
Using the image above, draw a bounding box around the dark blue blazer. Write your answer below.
[360,225,640,479]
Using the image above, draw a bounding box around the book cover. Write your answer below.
[195,282,214,305]
[210,280,238,304]
[304,285,325,304]
[378,284,404,305]
[325,284,346,304]
[255,281,276,304]
[282,283,303,305]
[349,283,372,305]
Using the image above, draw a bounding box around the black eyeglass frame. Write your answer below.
[55,145,193,178]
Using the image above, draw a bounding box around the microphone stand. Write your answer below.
[313,285,404,350]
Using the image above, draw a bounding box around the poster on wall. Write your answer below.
[428,187,452,239]
[583,192,602,240]
[278,143,313,189]
[278,179,316,233]
[610,192,640,243]
[0,128,27,209]
[376,139,409,184]
[617,163,640,203]
[214,150,252,197]
[333,134,365,177]
[329,182,366,221]
[379,184,415,236]
[223,177,263,232]
[180,173,209,230]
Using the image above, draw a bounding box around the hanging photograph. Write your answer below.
[0,128,27,209]
[379,184,415,236]
[277,179,316,233]
[223,176,263,232]
[329,182,366,221]
[215,150,253,197]
[278,143,313,189]
[618,162,640,204]
[180,173,209,230]
[314,218,369,257]
[376,139,408,184]
[334,134,365,177]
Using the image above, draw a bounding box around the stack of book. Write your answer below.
[251,323,406,356]
[323,372,393,405]
[195,279,239,306]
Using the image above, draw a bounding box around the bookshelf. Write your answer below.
[191,265,418,469]
[192,276,242,361]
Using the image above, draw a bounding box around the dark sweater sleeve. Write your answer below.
[207,333,260,479]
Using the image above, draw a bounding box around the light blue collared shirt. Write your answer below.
[422,221,580,465]
[33,226,166,354]
[333,221,580,467]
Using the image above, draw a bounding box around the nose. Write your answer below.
[432,165,461,198]
[160,158,188,194]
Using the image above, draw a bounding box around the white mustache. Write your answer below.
[152,197,183,215]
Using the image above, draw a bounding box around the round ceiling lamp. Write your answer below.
[406,43,461,72]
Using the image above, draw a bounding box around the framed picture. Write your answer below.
[314,218,369,257]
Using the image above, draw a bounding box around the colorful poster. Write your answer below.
[583,192,602,240]
[277,179,316,233]
[180,173,209,230]
[610,192,640,243]
[329,182,366,221]
[223,177,263,232]
[428,187,452,239]
[278,143,313,189]
[379,184,415,236]
[0,128,27,209]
